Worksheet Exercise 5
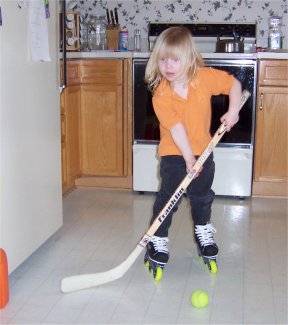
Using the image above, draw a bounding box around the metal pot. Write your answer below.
[216,32,244,53]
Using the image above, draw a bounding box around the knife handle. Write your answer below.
[110,10,115,27]
[106,8,111,25]
[114,7,119,25]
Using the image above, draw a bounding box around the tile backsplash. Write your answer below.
[75,0,287,49]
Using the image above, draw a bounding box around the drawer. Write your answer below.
[81,59,123,85]
[66,60,81,85]
[258,59,288,86]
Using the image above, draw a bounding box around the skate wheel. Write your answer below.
[154,266,163,281]
[209,260,218,274]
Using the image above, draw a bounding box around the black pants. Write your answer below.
[150,155,215,237]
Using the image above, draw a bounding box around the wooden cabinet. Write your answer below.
[61,59,132,194]
[80,60,124,176]
[253,59,288,196]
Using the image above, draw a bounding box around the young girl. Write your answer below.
[144,26,242,274]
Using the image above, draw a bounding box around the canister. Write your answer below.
[88,15,107,50]
[119,29,128,51]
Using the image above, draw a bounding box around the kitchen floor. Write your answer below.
[2,188,287,324]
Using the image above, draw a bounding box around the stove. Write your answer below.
[148,22,257,53]
[133,22,258,196]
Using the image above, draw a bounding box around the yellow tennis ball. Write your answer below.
[191,290,209,308]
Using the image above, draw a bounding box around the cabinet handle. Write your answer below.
[259,93,263,110]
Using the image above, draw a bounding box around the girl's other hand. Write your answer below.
[186,158,203,179]
[220,111,239,132]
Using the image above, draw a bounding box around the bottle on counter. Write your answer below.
[268,16,283,50]
[119,29,129,51]
[134,29,141,51]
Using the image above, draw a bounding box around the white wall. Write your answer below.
[0,0,63,273]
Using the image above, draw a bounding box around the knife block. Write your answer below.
[107,25,120,50]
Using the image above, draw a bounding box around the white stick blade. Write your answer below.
[61,245,143,293]
[61,268,122,293]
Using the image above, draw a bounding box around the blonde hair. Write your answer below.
[145,26,204,93]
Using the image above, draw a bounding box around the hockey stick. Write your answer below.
[61,90,251,293]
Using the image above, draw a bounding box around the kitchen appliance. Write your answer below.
[215,32,244,53]
[0,0,63,273]
[133,22,257,197]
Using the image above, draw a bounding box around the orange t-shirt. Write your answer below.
[153,67,235,156]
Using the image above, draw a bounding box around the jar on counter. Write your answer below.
[268,16,283,50]
[87,15,107,50]
[80,19,90,51]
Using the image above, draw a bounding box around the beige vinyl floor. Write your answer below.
[1,188,287,324]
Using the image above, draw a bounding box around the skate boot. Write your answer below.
[194,223,218,274]
[144,236,169,281]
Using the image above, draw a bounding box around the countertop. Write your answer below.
[66,50,288,60]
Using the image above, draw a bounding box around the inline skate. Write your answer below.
[144,236,169,281]
[194,223,218,274]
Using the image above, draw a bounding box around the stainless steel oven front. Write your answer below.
[132,57,257,197]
